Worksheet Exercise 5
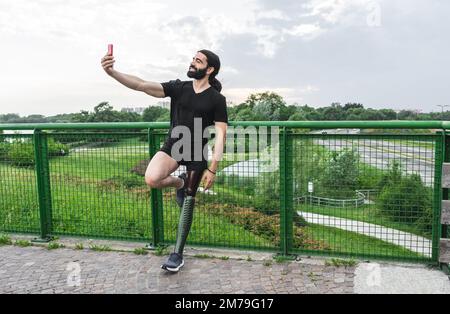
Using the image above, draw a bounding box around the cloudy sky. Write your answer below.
[1,0,449,116]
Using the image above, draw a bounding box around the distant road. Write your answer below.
[309,129,436,187]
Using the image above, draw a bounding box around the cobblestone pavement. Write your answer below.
[0,246,355,294]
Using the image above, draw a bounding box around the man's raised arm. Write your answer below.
[101,54,165,98]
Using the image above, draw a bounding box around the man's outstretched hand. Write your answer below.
[101,54,115,76]
[201,170,215,191]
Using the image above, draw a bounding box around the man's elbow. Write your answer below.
[137,81,165,98]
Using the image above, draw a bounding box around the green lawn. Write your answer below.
[0,138,270,247]
[304,223,424,260]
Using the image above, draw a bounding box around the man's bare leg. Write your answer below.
[144,151,183,189]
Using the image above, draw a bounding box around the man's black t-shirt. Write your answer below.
[160,79,228,149]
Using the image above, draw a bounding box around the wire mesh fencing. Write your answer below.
[157,130,280,251]
[0,133,40,234]
[290,132,442,262]
[0,126,446,263]
[46,131,153,241]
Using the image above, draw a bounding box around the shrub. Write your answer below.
[0,142,9,160]
[7,143,34,167]
[377,161,432,228]
[98,175,145,191]
[206,203,329,250]
[47,137,69,157]
[1,138,69,167]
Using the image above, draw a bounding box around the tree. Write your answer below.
[71,110,90,123]
[248,92,287,121]
[288,112,306,121]
[142,106,169,122]
[90,102,122,122]
[322,148,360,198]
[344,103,364,111]
[234,108,256,121]
[398,110,417,120]
[0,113,21,123]
[320,103,345,120]
[378,109,397,120]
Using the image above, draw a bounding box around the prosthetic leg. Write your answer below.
[161,169,204,272]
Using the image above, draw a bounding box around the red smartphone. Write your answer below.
[108,44,113,56]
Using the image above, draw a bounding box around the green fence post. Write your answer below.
[147,128,164,249]
[32,129,53,242]
[439,131,449,272]
[279,127,294,256]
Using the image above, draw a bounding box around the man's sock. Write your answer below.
[177,174,185,190]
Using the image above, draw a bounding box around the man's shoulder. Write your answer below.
[210,88,226,103]
[164,78,189,85]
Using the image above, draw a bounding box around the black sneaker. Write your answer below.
[176,173,187,208]
[161,252,184,272]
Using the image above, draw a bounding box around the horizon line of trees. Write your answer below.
[1,92,449,124]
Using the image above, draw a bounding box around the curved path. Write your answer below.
[297,211,432,257]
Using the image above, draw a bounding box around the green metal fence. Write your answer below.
[0,121,449,264]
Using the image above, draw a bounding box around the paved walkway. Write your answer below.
[0,245,354,294]
[298,211,432,257]
[1,243,449,294]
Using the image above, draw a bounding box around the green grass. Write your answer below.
[194,254,215,259]
[14,239,32,247]
[74,243,84,250]
[381,138,435,150]
[273,255,291,263]
[304,223,424,260]
[0,234,12,245]
[47,242,65,250]
[163,192,272,248]
[153,245,169,256]
[89,244,112,252]
[325,258,358,267]
[0,163,40,233]
[133,248,148,255]
[0,140,271,248]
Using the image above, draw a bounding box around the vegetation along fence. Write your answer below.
[0,121,449,266]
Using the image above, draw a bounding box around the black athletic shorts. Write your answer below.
[159,136,208,172]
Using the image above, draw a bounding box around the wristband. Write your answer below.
[207,168,216,175]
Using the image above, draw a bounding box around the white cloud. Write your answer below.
[302,0,379,25]
[1,0,449,115]
[255,9,291,21]
[283,24,323,39]
[221,66,240,75]
[159,7,284,59]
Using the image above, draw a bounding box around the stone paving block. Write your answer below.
[0,245,356,294]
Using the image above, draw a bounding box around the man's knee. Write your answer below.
[145,174,162,188]
[185,186,197,197]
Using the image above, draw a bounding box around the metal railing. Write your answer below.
[1,121,449,263]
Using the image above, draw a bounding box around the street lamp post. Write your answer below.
[437,105,450,120]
